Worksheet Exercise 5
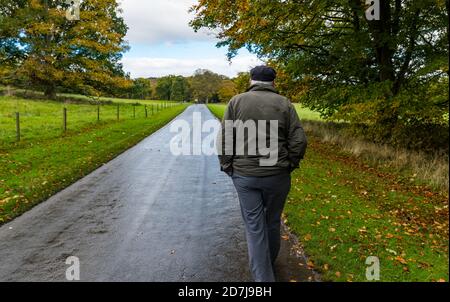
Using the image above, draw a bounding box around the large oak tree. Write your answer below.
[190,0,449,148]
[0,0,130,98]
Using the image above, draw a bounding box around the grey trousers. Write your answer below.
[231,172,291,282]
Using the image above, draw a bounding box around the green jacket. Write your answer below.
[218,83,307,177]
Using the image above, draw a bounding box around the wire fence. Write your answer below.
[0,101,181,147]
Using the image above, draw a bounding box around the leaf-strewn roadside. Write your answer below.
[207,103,448,282]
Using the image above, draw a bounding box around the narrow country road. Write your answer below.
[0,105,315,282]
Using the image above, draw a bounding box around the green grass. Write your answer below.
[0,96,188,224]
[293,104,323,121]
[59,93,177,106]
[0,86,177,106]
[0,96,175,150]
[207,104,228,120]
[209,103,323,122]
[207,103,449,282]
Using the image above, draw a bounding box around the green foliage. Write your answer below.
[191,0,449,150]
[217,79,237,102]
[0,0,130,97]
[155,75,191,102]
[170,76,191,102]
[189,69,225,102]
[233,72,250,94]
[128,78,153,100]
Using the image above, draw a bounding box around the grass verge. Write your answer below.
[0,103,188,224]
[207,103,449,282]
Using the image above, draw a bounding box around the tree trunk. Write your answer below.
[376,0,395,83]
[447,0,450,78]
[44,85,56,99]
[367,0,396,84]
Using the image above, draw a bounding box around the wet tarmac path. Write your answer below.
[0,105,315,282]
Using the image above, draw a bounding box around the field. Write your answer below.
[207,103,449,282]
[0,95,188,223]
[0,95,177,149]
[59,93,176,106]
[293,104,323,121]
[209,102,323,121]
[0,86,173,106]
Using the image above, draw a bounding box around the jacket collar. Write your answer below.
[246,83,279,94]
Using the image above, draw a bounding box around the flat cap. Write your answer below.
[250,65,277,82]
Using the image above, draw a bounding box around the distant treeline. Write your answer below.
[126,69,251,103]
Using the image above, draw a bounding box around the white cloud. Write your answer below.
[121,55,264,78]
[119,0,265,78]
[119,0,213,45]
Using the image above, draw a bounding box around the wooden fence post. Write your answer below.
[117,104,120,121]
[145,105,148,118]
[97,105,100,122]
[63,107,67,132]
[15,112,20,142]
[133,105,136,119]
[152,104,154,115]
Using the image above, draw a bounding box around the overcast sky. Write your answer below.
[119,0,263,79]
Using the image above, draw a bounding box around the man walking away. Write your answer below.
[217,65,308,282]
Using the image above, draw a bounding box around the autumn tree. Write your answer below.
[155,75,190,101]
[129,78,153,100]
[170,76,191,102]
[155,76,172,100]
[233,72,250,94]
[218,79,237,102]
[0,0,130,98]
[190,0,449,149]
[189,69,224,103]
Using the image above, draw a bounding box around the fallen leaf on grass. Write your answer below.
[304,234,312,241]
[0,197,12,205]
[395,256,408,264]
